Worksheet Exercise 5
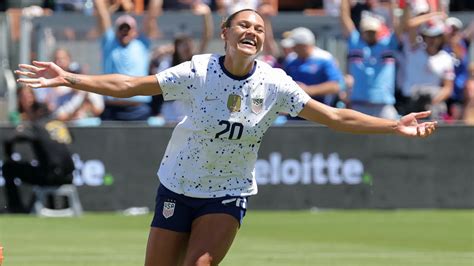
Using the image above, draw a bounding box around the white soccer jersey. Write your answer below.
[156,54,311,198]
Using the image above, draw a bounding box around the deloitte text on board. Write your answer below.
[255,152,365,185]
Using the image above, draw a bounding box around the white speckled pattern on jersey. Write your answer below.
[156,54,311,198]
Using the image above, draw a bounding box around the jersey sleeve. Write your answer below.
[155,61,194,101]
[274,70,311,117]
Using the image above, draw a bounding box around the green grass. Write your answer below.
[1,210,473,266]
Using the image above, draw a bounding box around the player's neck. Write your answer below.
[222,54,255,77]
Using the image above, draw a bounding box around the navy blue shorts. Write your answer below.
[151,184,248,233]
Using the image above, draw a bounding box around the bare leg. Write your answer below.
[182,214,240,266]
[144,227,189,266]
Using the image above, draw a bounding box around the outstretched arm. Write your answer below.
[298,81,340,97]
[16,61,162,98]
[298,99,436,137]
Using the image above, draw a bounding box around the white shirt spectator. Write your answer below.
[401,38,455,97]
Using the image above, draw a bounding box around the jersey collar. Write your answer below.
[219,56,257,81]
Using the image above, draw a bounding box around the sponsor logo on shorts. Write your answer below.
[222,198,247,209]
[162,201,175,219]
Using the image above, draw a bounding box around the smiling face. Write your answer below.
[221,10,265,59]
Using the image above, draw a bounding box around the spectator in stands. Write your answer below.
[93,0,160,121]
[463,63,474,124]
[349,0,393,32]
[443,17,473,121]
[36,48,104,123]
[277,31,295,66]
[148,44,174,118]
[2,87,75,213]
[16,86,46,122]
[148,2,213,123]
[257,2,280,67]
[282,27,343,108]
[399,8,454,120]
[340,0,400,119]
[161,0,212,10]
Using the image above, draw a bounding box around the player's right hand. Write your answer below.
[15,61,66,89]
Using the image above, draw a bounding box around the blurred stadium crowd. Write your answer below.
[0,0,473,125]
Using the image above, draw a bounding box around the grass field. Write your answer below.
[0,210,473,266]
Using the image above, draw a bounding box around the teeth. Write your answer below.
[241,39,256,46]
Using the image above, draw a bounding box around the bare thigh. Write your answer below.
[145,227,189,266]
[182,213,240,266]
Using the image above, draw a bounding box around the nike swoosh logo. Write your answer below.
[205,96,219,101]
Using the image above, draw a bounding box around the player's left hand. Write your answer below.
[396,111,437,138]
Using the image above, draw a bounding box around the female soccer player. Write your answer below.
[16,9,436,266]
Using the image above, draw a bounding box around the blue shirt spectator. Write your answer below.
[101,28,150,77]
[283,27,342,106]
[284,47,343,104]
[340,0,399,120]
[347,30,397,105]
[443,17,472,103]
[101,28,151,105]
[94,0,161,121]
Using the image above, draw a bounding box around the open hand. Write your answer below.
[15,61,66,89]
[396,111,437,138]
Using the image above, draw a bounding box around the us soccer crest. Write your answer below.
[227,94,241,112]
[251,98,264,114]
[162,201,175,219]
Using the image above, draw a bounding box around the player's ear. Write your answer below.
[220,28,227,41]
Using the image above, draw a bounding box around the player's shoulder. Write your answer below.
[255,58,283,74]
[188,54,220,74]
[190,53,220,66]
[255,59,291,85]
[311,47,335,61]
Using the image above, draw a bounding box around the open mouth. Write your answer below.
[240,38,256,47]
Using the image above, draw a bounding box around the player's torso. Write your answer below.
[160,60,281,197]
[183,60,280,145]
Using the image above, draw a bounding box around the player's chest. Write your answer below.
[190,82,278,138]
